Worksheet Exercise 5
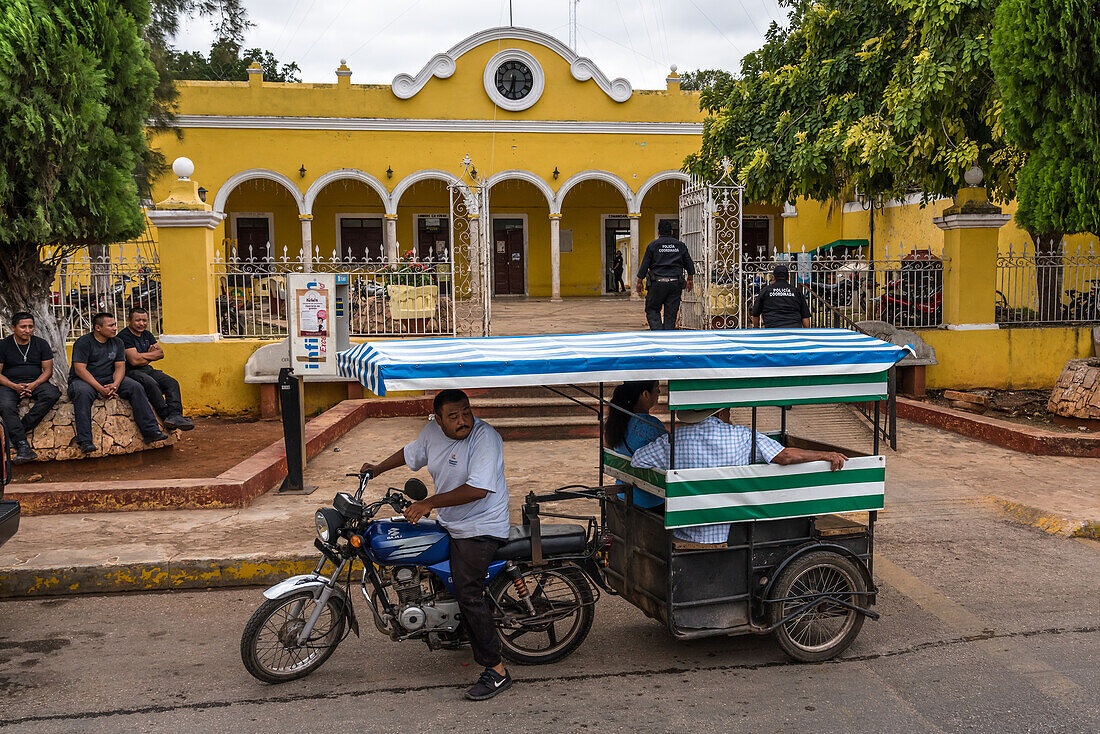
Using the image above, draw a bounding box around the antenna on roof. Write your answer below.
[509,0,513,26]
[569,0,580,51]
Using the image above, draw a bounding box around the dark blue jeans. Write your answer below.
[68,377,160,444]
[0,382,61,445]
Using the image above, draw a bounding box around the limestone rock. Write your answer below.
[1048,358,1100,420]
[856,321,937,366]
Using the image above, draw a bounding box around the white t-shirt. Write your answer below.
[403,417,510,540]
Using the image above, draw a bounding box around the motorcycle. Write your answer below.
[1062,280,1100,321]
[240,473,599,684]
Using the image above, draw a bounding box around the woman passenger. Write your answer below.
[605,380,666,509]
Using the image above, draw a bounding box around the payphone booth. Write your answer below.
[280,273,351,492]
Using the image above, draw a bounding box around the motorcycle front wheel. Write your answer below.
[490,564,594,665]
[241,591,346,683]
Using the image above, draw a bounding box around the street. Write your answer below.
[1,481,1097,733]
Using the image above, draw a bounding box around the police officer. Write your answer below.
[751,264,811,328]
[636,220,694,330]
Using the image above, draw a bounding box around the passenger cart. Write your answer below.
[334,329,910,663]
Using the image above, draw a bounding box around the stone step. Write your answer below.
[490,415,602,441]
[469,394,669,419]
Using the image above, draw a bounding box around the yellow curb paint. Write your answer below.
[981,496,1094,538]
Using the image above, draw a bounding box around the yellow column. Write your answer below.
[146,158,226,339]
[933,170,1010,329]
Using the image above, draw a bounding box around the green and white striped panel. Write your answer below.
[603,449,666,497]
[668,372,889,409]
[664,455,885,528]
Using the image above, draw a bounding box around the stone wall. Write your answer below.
[1047,358,1100,420]
[21,398,178,461]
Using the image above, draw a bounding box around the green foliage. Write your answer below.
[688,0,1020,208]
[678,69,736,94]
[992,0,1100,236]
[167,38,301,82]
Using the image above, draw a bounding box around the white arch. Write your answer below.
[212,168,306,215]
[484,170,556,211]
[635,170,690,209]
[303,169,393,215]
[553,170,635,214]
[390,169,461,210]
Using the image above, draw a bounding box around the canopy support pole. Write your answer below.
[598,383,605,487]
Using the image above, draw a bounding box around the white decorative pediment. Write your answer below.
[391,27,632,103]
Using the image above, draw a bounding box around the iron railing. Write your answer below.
[49,254,162,339]
[996,241,1100,324]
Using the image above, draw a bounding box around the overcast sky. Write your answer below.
[173,0,789,88]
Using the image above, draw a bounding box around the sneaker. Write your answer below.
[142,430,170,443]
[464,667,512,701]
[13,442,37,464]
[79,441,97,454]
[164,415,194,431]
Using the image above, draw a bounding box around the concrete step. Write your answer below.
[490,415,602,441]
[470,394,669,419]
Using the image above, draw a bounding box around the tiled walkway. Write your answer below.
[490,296,649,335]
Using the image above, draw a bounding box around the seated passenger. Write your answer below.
[0,312,61,463]
[631,408,847,544]
[604,380,666,509]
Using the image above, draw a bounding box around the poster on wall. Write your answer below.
[296,288,329,337]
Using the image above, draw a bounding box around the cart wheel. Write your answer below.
[767,550,867,662]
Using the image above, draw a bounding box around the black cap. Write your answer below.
[773,264,789,279]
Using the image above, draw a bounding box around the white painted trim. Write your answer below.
[391,169,461,210]
[173,115,700,136]
[304,169,392,216]
[146,209,225,229]
[229,212,275,259]
[489,213,529,296]
[211,168,306,216]
[635,170,689,208]
[842,192,951,214]
[158,333,221,343]
[554,170,634,214]
[485,170,555,211]
[334,213,384,260]
[933,213,1012,231]
[391,27,632,103]
[945,323,1000,331]
[601,214,633,295]
[483,48,545,112]
[781,202,798,218]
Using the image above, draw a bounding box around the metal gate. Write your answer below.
[678,159,744,329]
[448,158,492,337]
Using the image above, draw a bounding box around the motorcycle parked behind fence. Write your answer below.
[240,473,600,683]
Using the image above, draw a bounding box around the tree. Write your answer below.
[992,0,1100,316]
[687,0,1020,258]
[167,38,301,82]
[0,0,156,383]
[678,68,736,94]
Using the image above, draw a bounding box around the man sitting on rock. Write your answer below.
[69,312,167,455]
[119,307,193,431]
[0,312,61,463]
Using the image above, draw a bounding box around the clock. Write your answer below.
[495,60,533,100]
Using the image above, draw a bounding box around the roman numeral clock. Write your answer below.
[484,49,545,111]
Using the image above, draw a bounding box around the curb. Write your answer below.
[897,398,1100,457]
[0,553,318,598]
[984,496,1099,540]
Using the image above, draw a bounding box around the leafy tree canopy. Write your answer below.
[678,68,736,95]
[687,0,1019,209]
[992,0,1100,238]
[168,38,301,82]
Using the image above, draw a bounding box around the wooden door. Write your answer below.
[742,218,770,258]
[493,222,525,295]
[340,218,383,262]
[235,217,270,260]
[417,217,449,261]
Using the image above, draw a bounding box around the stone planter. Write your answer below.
[1048,358,1100,421]
[20,396,178,461]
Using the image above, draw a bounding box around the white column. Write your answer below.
[549,214,562,302]
[298,215,313,271]
[467,215,482,296]
[628,213,641,300]
[384,214,398,261]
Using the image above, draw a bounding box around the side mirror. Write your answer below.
[403,478,428,502]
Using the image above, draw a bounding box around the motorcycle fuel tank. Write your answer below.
[366,519,450,566]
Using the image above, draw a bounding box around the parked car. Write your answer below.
[0,417,19,548]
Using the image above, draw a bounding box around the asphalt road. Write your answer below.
[1,496,1098,733]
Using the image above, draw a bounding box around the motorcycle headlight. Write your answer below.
[315,508,344,543]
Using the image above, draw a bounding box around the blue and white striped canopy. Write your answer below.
[337,329,911,396]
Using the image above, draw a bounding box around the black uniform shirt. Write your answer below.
[751,281,811,328]
[0,335,53,383]
[636,237,696,280]
[118,328,158,372]
[69,333,125,383]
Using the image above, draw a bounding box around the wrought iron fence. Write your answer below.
[996,241,1100,324]
[212,246,456,339]
[49,254,162,339]
[699,251,947,330]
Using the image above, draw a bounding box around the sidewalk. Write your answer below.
[1,414,1097,596]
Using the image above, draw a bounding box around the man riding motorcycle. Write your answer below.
[361,389,513,701]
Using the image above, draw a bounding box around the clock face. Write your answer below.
[495,60,534,101]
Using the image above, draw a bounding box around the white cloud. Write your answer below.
[172,0,788,88]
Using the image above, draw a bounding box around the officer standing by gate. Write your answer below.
[636,220,694,330]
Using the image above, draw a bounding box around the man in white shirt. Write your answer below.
[631,408,847,544]
[361,389,512,701]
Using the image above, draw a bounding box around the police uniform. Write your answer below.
[636,235,695,330]
[751,279,811,328]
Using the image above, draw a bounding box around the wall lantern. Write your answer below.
[470,166,478,181]
[553,167,559,180]
[298,164,307,178]
[386,166,393,179]
[197,186,207,203]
